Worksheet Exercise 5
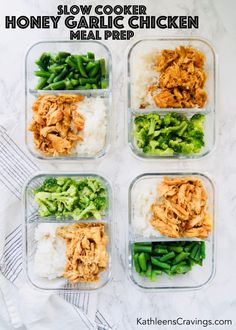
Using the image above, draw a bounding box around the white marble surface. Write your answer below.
[1,0,236,329]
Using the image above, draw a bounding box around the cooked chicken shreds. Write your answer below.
[151,46,207,108]
[56,223,108,283]
[150,176,212,238]
[28,94,85,156]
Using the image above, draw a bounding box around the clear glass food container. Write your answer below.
[23,172,113,291]
[25,41,112,161]
[126,37,217,159]
[128,172,215,291]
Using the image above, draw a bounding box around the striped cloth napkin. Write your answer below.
[0,125,113,330]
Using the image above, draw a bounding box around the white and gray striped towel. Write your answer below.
[0,125,113,330]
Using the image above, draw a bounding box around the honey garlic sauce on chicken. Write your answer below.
[152,46,208,108]
[150,176,212,238]
[56,223,108,283]
[28,94,85,156]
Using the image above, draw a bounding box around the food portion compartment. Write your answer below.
[24,173,112,291]
[128,173,215,290]
[128,38,216,110]
[26,41,111,92]
[26,92,111,160]
[128,109,214,159]
[129,239,213,290]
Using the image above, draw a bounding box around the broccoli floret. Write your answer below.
[190,114,205,130]
[56,177,69,186]
[35,177,59,193]
[72,202,101,220]
[133,128,148,148]
[94,196,107,210]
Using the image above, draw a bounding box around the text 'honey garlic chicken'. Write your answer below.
[150,176,212,238]
[57,223,108,283]
[28,94,85,156]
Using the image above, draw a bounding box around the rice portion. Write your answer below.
[34,224,66,280]
[76,96,107,156]
[132,179,161,238]
[131,50,158,109]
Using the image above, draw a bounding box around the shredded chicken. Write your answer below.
[151,46,207,108]
[28,94,85,156]
[150,176,212,238]
[56,223,108,283]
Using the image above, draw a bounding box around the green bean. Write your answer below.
[151,257,170,270]
[35,77,48,90]
[134,254,141,273]
[87,51,95,59]
[44,81,65,90]
[49,64,66,73]
[89,62,100,77]
[200,242,206,259]
[86,62,96,71]
[76,56,88,77]
[101,78,108,89]
[81,55,91,63]
[153,247,168,254]
[71,79,80,87]
[92,84,98,89]
[56,51,71,59]
[99,58,106,76]
[53,66,69,83]
[184,242,196,252]
[176,264,192,274]
[73,73,80,79]
[168,246,184,253]
[79,77,99,85]
[133,245,152,253]
[64,78,73,90]
[66,72,73,79]
[140,271,145,277]
[65,56,78,70]
[160,251,175,262]
[47,73,57,84]
[162,269,172,276]
[34,71,51,78]
[35,52,51,70]
[194,246,201,262]
[146,262,152,278]
[85,83,92,90]
[151,270,156,281]
[153,269,162,275]
[170,261,187,274]
[173,252,190,265]
[138,253,147,272]
[190,244,199,260]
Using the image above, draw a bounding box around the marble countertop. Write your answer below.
[1,0,236,329]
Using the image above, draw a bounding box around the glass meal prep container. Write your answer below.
[128,172,215,291]
[126,37,217,159]
[25,41,112,161]
[23,172,113,291]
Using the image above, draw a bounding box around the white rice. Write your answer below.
[132,179,161,238]
[131,50,159,109]
[76,96,107,156]
[34,224,66,280]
